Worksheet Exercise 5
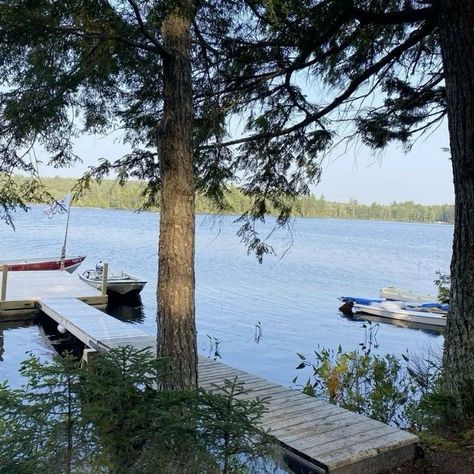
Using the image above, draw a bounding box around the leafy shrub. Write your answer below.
[294,343,449,430]
[294,346,414,427]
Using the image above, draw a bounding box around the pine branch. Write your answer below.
[350,6,433,25]
[203,22,435,149]
[126,0,169,57]
[52,26,163,54]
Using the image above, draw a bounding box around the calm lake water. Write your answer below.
[0,206,451,387]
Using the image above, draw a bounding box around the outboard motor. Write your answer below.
[95,260,104,274]
[339,300,354,316]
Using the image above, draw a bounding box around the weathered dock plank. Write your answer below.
[36,297,418,473]
[315,430,418,474]
[198,358,418,473]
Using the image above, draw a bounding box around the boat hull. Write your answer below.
[354,303,446,328]
[0,256,86,273]
[79,270,146,296]
[379,287,437,304]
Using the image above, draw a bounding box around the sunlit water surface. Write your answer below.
[0,206,451,387]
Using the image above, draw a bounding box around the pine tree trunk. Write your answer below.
[438,0,474,415]
[157,2,197,390]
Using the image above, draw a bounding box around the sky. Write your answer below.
[36,118,454,206]
[315,121,453,205]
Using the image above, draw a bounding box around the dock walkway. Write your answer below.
[199,358,417,474]
[39,298,155,351]
[38,296,418,473]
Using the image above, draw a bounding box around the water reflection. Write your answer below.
[254,321,263,344]
[38,314,85,358]
[106,295,146,324]
[203,335,222,360]
[0,319,38,362]
[340,312,444,337]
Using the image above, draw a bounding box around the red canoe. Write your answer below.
[0,256,86,273]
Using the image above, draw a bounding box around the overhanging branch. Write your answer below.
[350,6,433,25]
[127,0,169,57]
[203,22,435,149]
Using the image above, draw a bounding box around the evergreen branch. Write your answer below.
[126,0,169,57]
[48,26,162,54]
[408,110,446,135]
[203,23,435,149]
[350,6,433,25]
[283,69,314,117]
[222,38,294,49]
[192,18,220,55]
[194,27,364,101]
[243,0,276,27]
[0,44,101,138]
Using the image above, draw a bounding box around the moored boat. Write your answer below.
[353,301,447,328]
[1,194,86,274]
[338,296,382,316]
[379,287,438,304]
[340,296,383,305]
[0,256,86,273]
[79,267,146,296]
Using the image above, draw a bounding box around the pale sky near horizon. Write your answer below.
[316,120,453,205]
[36,118,454,206]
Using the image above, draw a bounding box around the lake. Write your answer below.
[0,206,452,387]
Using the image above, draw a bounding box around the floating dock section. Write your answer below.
[0,270,107,319]
[38,297,155,351]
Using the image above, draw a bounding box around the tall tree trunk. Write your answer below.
[157,2,197,390]
[438,0,474,416]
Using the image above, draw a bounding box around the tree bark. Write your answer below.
[438,0,474,415]
[157,1,197,390]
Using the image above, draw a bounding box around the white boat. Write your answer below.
[79,267,147,296]
[353,301,446,328]
[379,287,438,304]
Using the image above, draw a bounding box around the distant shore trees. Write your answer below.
[24,176,454,224]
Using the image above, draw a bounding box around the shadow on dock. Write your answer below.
[38,313,86,358]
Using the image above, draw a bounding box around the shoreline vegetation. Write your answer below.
[28,176,454,224]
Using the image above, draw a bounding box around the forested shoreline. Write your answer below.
[28,176,454,224]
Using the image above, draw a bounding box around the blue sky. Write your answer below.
[315,121,453,204]
[37,119,453,205]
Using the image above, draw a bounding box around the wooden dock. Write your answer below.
[36,295,418,473]
[198,358,418,473]
[38,298,155,351]
[0,270,419,472]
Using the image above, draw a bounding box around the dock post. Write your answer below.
[1,265,8,301]
[81,348,98,370]
[101,262,109,295]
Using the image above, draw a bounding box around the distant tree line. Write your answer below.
[21,176,454,224]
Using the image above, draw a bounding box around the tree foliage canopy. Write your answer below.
[3,0,474,413]
[0,1,446,253]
